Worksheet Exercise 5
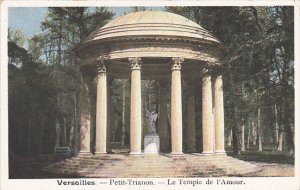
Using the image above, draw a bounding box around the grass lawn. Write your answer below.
[226,145,294,165]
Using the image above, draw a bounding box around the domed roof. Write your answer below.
[83,11,221,44]
[102,11,202,29]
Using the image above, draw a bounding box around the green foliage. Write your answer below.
[8,41,57,155]
[167,6,294,154]
[8,29,26,47]
[8,7,114,156]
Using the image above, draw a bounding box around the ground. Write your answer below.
[227,146,294,176]
[249,162,294,177]
[9,147,295,178]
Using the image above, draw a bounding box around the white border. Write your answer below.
[1,0,298,7]
[1,1,299,190]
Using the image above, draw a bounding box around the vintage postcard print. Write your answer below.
[1,1,299,190]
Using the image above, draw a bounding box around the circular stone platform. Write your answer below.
[42,153,261,178]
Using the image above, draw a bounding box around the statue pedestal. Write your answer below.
[144,133,160,154]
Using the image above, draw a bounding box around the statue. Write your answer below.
[144,110,160,154]
[146,111,158,134]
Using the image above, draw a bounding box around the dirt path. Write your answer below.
[248,162,294,177]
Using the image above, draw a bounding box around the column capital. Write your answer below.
[215,74,223,80]
[202,67,211,76]
[171,57,184,70]
[96,57,107,74]
[129,57,142,70]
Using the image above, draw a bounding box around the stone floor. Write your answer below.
[42,153,262,178]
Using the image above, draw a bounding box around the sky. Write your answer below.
[8,7,164,45]
[8,7,48,38]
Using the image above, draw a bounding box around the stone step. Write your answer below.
[42,154,261,177]
[89,173,188,177]
[105,162,186,166]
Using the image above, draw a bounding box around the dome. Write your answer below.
[103,11,201,28]
[77,10,225,73]
[83,11,221,44]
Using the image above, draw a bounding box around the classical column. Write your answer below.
[214,75,226,154]
[129,57,142,155]
[158,81,169,152]
[170,57,183,155]
[186,81,196,153]
[214,75,225,154]
[202,68,214,154]
[95,59,107,155]
[79,73,92,156]
[106,78,112,153]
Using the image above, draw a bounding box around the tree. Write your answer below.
[8,36,57,156]
[166,6,294,155]
[38,7,114,152]
[8,8,114,157]
[8,29,26,47]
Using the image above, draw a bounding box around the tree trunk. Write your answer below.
[69,119,74,147]
[62,120,66,146]
[227,129,232,147]
[73,90,80,151]
[55,18,63,148]
[277,131,284,151]
[62,93,67,147]
[283,101,294,155]
[252,116,257,146]
[121,81,126,146]
[274,104,279,145]
[281,6,294,156]
[247,118,251,148]
[241,118,245,151]
[233,106,240,154]
[55,118,60,147]
[257,108,263,151]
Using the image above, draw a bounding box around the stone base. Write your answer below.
[129,152,142,156]
[170,152,183,157]
[144,133,160,154]
[215,150,227,155]
[202,150,215,155]
[42,153,262,178]
[94,152,107,157]
[77,151,92,158]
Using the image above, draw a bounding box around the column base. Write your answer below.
[202,150,215,155]
[129,152,142,156]
[215,150,226,155]
[170,152,183,156]
[94,151,107,156]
